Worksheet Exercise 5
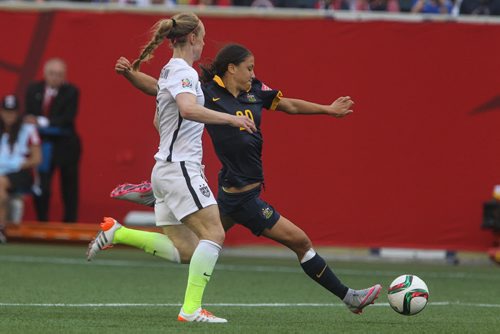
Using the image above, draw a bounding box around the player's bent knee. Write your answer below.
[290,236,312,257]
[208,228,225,247]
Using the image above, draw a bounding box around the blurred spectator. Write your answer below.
[232,0,255,5]
[317,0,399,11]
[317,0,351,10]
[399,0,415,11]
[90,0,176,5]
[411,0,453,13]
[357,0,400,10]
[232,0,275,6]
[189,0,231,6]
[250,0,275,7]
[0,95,41,243]
[25,58,81,223]
[460,0,500,14]
[275,0,316,8]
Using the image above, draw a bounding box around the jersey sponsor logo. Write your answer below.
[212,97,220,102]
[199,184,211,197]
[181,78,193,88]
[247,93,256,102]
[261,82,272,91]
[262,207,273,219]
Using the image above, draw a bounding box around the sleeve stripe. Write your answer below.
[270,91,283,111]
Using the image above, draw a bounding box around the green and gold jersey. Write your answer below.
[203,76,282,188]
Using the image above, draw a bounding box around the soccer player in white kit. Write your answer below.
[88,13,255,323]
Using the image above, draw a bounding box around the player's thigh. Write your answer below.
[182,204,225,245]
[219,185,279,236]
[262,216,312,254]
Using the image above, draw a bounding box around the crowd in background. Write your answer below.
[2,0,500,16]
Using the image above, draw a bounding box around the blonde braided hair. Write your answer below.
[132,12,201,71]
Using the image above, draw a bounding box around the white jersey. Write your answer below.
[154,58,205,163]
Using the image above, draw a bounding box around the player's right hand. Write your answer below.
[329,96,354,118]
[115,57,132,75]
[230,115,256,134]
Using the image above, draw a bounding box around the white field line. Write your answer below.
[0,302,499,308]
[0,255,498,280]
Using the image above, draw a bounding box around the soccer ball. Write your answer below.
[387,274,429,316]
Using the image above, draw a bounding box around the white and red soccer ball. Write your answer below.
[388,274,429,316]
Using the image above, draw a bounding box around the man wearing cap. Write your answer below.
[0,95,42,242]
[25,58,81,223]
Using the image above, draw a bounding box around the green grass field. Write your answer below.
[1,243,499,333]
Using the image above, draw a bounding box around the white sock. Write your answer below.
[300,248,316,263]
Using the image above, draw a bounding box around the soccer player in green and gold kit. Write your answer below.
[88,44,381,317]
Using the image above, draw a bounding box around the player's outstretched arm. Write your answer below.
[115,56,158,96]
[176,93,256,133]
[276,96,354,118]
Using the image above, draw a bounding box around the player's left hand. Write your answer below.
[328,96,354,118]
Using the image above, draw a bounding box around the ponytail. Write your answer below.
[132,12,201,71]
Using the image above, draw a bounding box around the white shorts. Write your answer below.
[151,160,217,226]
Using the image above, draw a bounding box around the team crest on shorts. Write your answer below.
[262,207,273,219]
[181,78,192,88]
[199,184,210,197]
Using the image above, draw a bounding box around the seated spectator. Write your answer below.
[411,0,453,13]
[460,0,500,15]
[0,95,41,243]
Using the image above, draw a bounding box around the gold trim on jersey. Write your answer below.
[270,91,283,110]
[214,75,282,110]
[213,75,225,88]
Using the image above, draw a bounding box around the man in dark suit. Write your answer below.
[25,58,81,222]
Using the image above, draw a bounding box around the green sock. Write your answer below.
[182,239,221,314]
[113,227,180,263]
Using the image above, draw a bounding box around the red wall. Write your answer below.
[2,9,500,250]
